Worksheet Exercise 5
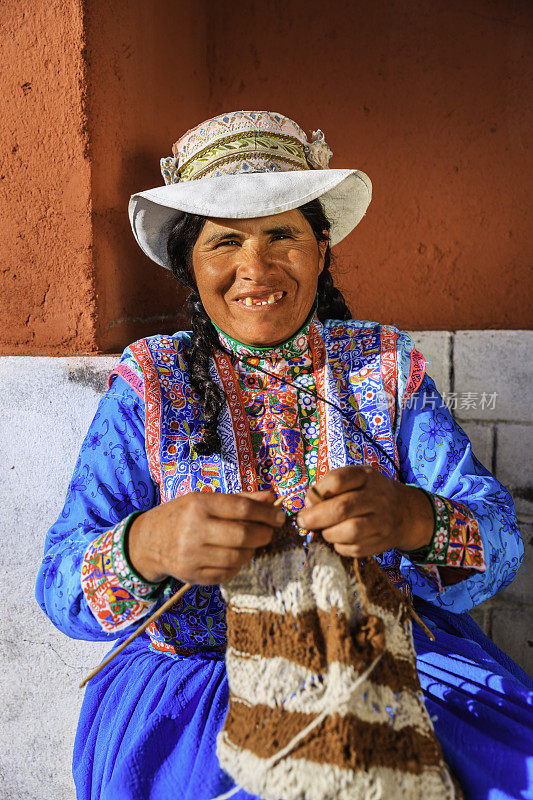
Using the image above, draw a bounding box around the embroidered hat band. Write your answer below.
[160,110,333,184]
[162,132,311,183]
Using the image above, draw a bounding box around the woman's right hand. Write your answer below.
[127,490,285,585]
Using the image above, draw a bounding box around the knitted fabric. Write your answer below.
[218,518,462,800]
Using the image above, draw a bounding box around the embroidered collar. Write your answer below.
[212,304,317,363]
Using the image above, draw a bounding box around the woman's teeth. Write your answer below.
[241,292,283,307]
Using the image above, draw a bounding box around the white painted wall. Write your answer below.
[0,358,115,800]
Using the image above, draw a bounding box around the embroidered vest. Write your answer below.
[126,318,425,656]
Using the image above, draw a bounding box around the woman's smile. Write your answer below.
[233,290,285,308]
[192,209,327,346]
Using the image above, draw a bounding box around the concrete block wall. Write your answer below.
[411,331,533,674]
[0,332,531,799]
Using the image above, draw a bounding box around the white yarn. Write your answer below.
[261,652,383,772]
[215,749,458,800]
[210,654,383,800]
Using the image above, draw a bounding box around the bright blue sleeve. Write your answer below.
[396,369,524,612]
[35,374,162,641]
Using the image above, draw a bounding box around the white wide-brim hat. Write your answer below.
[129,111,372,270]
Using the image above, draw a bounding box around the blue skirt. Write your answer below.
[73,602,533,800]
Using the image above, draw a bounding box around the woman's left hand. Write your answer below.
[296,465,435,558]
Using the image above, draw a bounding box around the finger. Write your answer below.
[205,492,286,527]
[333,535,386,559]
[196,563,252,585]
[205,520,274,550]
[321,515,376,544]
[304,483,324,509]
[238,489,277,503]
[200,545,256,570]
[298,489,375,531]
[313,466,370,500]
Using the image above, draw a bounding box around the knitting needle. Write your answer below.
[79,582,190,688]
[79,494,286,689]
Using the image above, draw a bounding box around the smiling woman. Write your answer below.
[190,210,327,347]
[35,111,532,800]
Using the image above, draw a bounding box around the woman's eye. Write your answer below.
[215,239,240,248]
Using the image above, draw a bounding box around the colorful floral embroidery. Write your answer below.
[404,348,426,404]
[321,322,398,478]
[448,500,486,569]
[108,357,144,401]
[408,491,486,576]
[130,336,227,501]
[81,514,161,632]
[215,319,321,513]
[147,580,227,655]
[213,350,259,494]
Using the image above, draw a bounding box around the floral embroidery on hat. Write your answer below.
[160,111,333,185]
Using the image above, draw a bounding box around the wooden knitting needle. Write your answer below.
[79,494,286,689]
[79,582,190,688]
[410,608,435,640]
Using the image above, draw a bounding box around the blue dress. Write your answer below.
[35,320,533,800]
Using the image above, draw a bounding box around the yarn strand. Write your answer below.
[210,642,384,800]
[262,652,384,772]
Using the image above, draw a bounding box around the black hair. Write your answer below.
[167,198,352,455]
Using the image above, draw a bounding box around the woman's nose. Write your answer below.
[235,244,274,280]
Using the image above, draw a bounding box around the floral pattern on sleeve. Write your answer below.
[36,375,162,641]
[396,364,523,609]
[406,491,486,591]
[81,513,163,632]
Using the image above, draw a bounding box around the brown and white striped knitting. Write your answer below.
[218,519,462,800]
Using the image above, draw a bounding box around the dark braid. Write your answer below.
[167,213,226,455]
[167,198,352,455]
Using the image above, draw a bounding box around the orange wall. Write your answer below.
[84,0,209,352]
[204,0,533,331]
[2,0,532,354]
[0,0,96,354]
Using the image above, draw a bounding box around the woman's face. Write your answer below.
[191,209,327,347]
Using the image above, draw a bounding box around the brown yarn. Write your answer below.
[352,557,369,611]
[224,701,442,771]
